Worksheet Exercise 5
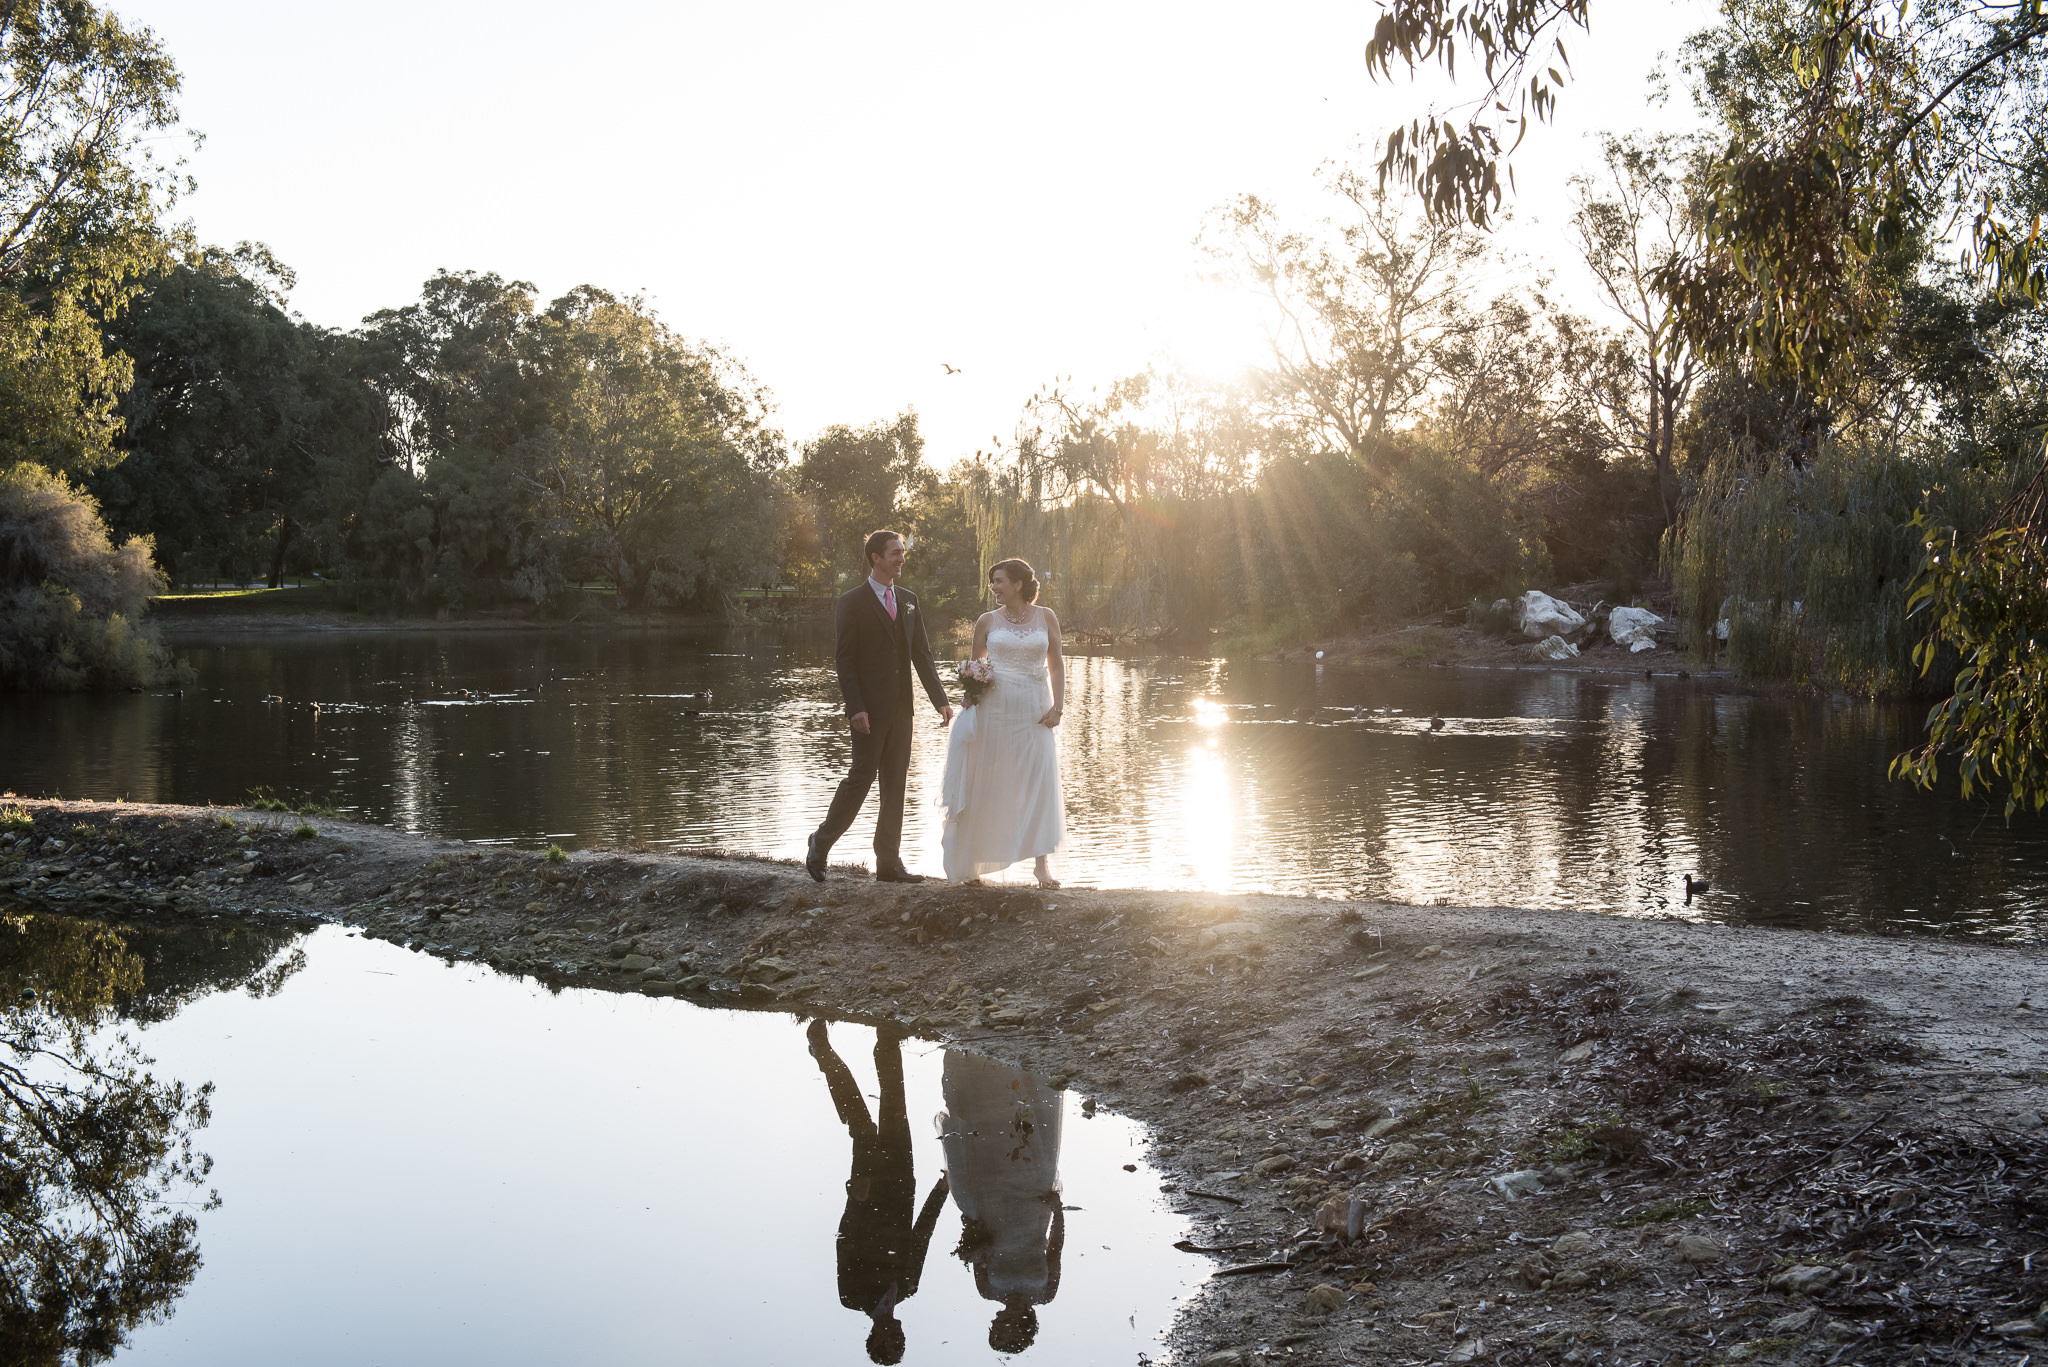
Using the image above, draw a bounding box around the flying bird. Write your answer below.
[943,363,961,375]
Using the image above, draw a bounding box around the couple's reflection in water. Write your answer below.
[808,1022,1066,1362]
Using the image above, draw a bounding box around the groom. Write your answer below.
[808,529,952,883]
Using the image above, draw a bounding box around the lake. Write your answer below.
[4,627,2044,937]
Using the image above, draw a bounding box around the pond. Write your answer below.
[2,911,1205,1365]
[3,628,2045,937]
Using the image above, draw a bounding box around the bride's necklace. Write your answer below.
[997,605,1035,632]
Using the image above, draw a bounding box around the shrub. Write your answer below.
[290,821,317,840]
[0,803,31,831]
[0,462,189,691]
[543,843,568,864]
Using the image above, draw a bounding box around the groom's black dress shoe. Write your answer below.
[875,864,925,884]
[805,832,827,883]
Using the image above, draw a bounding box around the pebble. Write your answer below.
[1552,1230,1596,1257]
[1768,1265,1843,1295]
[1413,944,1443,960]
[1362,1116,1401,1140]
[1252,1154,1298,1176]
[1668,1233,1725,1263]
[1993,1320,2045,1338]
[1380,1141,1421,1164]
[619,953,655,972]
[1303,1283,1345,1315]
[1309,1118,1341,1136]
[1197,1351,1248,1367]
[1559,1040,1597,1063]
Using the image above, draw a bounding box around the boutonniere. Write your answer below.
[903,604,915,613]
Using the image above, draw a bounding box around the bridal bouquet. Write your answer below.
[955,658,994,705]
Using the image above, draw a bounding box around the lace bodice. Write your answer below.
[986,618,1049,678]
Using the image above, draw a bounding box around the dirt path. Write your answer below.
[6,798,2047,1365]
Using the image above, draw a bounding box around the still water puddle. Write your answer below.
[7,915,1203,1365]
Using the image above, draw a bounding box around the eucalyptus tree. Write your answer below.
[0,0,187,479]
[91,247,387,587]
[787,409,923,595]
[352,271,555,604]
[527,288,786,611]
[1563,133,1701,525]
[1205,173,1489,475]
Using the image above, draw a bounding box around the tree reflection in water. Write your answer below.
[0,909,300,1364]
[937,1049,1066,1354]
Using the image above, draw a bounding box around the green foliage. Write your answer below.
[89,248,387,588]
[786,411,923,596]
[0,461,186,691]
[530,289,785,611]
[1668,440,2020,692]
[1363,0,1593,227]
[346,274,785,614]
[1364,0,2048,403]
[543,843,567,864]
[0,1,188,482]
[1893,461,2048,817]
[290,821,317,841]
[0,803,30,831]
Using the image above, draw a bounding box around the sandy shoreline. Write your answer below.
[6,798,2045,1364]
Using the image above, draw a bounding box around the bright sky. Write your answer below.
[125,0,1713,464]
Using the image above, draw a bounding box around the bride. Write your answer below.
[940,558,1065,887]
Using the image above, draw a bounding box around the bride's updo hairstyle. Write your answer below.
[988,558,1039,604]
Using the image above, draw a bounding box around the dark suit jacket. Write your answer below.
[834,581,949,720]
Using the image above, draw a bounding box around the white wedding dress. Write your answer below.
[940,616,1064,882]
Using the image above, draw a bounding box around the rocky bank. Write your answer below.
[6,797,2048,1366]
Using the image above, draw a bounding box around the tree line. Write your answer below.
[5,0,2048,826]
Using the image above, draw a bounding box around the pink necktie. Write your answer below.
[883,587,897,619]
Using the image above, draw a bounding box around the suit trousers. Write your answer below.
[816,705,914,865]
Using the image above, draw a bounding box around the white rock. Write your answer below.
[1491,1169,1544,1199]
[1515,590,1587,640]
[1531,635,1580,661]
[1608,606,1663,653]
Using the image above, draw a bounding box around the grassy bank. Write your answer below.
[5,800,2047,1363]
